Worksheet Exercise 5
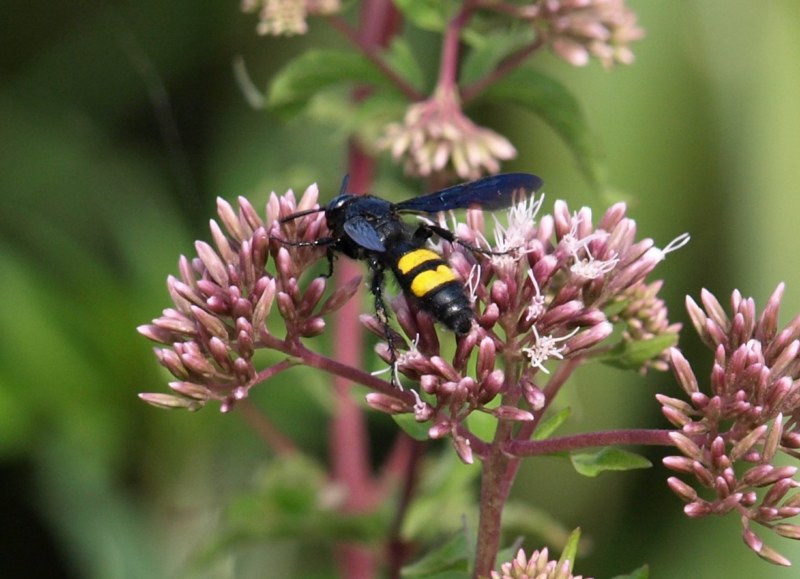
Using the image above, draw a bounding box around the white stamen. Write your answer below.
[526,269,547,321]
[466,264,482,303]
[654,232,691,262]
[371,364,404,390]
[570,245,619,279]
[522,326,580,374]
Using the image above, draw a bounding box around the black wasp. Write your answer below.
[275,172,544,361]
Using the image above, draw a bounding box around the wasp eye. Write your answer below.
[328,194,351,211]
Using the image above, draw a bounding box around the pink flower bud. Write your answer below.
[428,421,452,439]
[195,241,229,287]
[168,381,212,401]
[492,406,534,422]
[300,317,326,337]
[365,393,410,414]
[139,392,203,411]
[667,476,698,502]
[453,435,473,464]
[479,302,500,328]
[208,337,233,369]
[478,369,505,404]
[252,278,277,330]
[297,277,327,316]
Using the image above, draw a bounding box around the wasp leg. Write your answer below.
[420,224,509,256]
[269,235,338,277]
[268,235,335,248]
[323,246,337,278]
[369,259,399,385]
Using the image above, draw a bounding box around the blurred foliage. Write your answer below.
[1,1,799,578]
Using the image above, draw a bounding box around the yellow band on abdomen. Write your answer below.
[397,249,441,274]
[410,266,458,297]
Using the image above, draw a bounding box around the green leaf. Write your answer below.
[221,455,389,546]
[384,37,426,91]
[465,405,497,442]
[556,528,582,575]
[267,49,392,118]
[391,0,458,33]
[481,68,606,190]
[533,407,572,440]
[401,529,471,577]
[403,449,480,540]
[339,90,408,145]
[501,501,574,547]
[611,564,650,579]
[598,334,678,371]
[570,448,652,477]
[393,412,432,441]
[460,29,535,86]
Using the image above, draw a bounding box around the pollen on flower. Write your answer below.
[559,211,603,254]
[570,246,619,279]
[522,326,580,373]
[490,194,546,269]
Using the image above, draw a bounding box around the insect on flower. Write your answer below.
[272,173,544,372]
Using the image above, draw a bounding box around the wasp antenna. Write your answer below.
[339,174,350,195]
[278,206,325,224]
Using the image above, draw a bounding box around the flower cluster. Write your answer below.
[610,279,683,373]
[363,194,685,462]
[138,184,359,412]
[241,0,340,36]
[660,284,800,566]
[525,0,645,68]
[491,547,588,579]
[139,181,685,463]
[377,85,516,181]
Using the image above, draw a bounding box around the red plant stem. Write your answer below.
[502,357,582,485]
[474,420,514,578]
[505,428,676,456]
[258,332,413,401]
[437,3,474,90]
[474,361,521,577]
[330,2,401,577]
[384,436,426,578]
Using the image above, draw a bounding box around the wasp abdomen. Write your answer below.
[391,247,473,335]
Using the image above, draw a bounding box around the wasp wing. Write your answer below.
[343,216,387,252]
[395,173,543,214]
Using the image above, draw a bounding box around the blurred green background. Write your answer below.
[1,1,799,577]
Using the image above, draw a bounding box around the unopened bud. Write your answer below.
[365,393,410,414]
[453,435,473,464]
[139,393,203,411]
[195,241,229,287]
